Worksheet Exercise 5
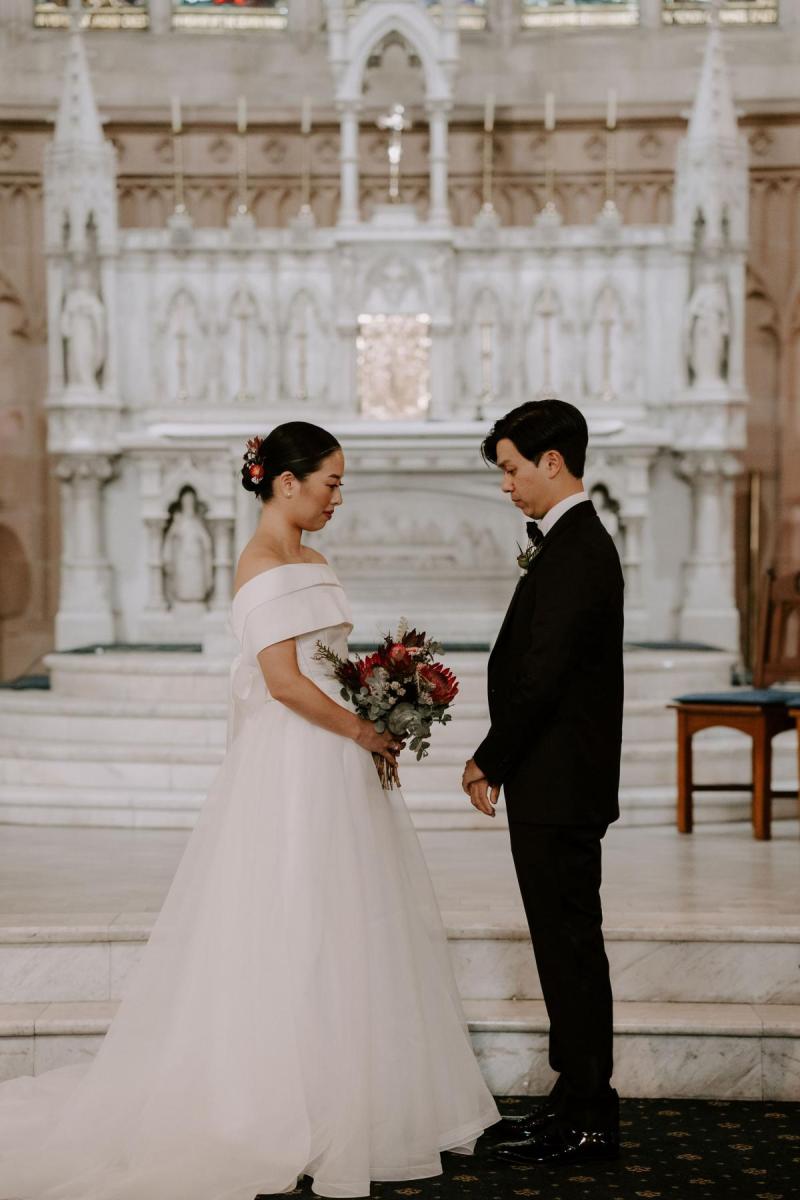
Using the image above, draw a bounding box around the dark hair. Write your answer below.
[481,399,588,479]
[241,421,341,501]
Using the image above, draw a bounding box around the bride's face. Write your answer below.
[293,447,345,532]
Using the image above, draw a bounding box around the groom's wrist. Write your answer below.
[473,746,501,787]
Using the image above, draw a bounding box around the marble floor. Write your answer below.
[1,819,798,936]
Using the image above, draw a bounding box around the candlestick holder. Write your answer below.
[172,129,186,217]
[236,130,249,217]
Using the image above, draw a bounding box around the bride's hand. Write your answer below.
[354,721,403,763]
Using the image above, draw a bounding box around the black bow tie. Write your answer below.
[526,522,544,547]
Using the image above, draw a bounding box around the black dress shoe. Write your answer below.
[480,1115,530,1141]
[492,1125,620,1166]
[482,1104,559,1142]
[521,1105,558,1135]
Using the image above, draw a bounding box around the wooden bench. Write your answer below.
[670,569,800,841]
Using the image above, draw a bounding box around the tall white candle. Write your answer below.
[484,92,495,134]
[606,88,617,132]
[171,95,182,136]
[545,91,555,133]
[301,96,312,136]
[237,96,247,135]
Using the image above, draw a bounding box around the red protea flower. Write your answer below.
[386,643,418,676]
[248,463,265,483]
[417,663,458,705]
[357,651,385,687]
[338,659,361,690]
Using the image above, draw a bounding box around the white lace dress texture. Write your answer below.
[0,563,499,1200]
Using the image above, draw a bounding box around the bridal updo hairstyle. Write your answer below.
[481,398,588,479]
[241,422,341,502]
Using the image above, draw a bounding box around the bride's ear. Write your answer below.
[278,470,296,498]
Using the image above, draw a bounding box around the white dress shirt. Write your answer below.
[538,489,589,538]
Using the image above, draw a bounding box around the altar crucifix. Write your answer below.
[377,103,412,203]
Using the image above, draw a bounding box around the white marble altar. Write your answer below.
[44,1,748,652]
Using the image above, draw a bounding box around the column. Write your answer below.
[148,0,172,35]
[338,102,360,227]
[55,455,116,648]
[622,513,646,641]
[678,451,741,651]
[427,101,451,228]
[639,0,662,29]
[4,0,33,30]
[144,519,167,612]
[210,518,234,611]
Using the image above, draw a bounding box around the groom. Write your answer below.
[462,398,624,1166]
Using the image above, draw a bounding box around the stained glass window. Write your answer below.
[34,0,148,30]
[521,0,639,28]
[662,0,777,24]
[172,0,287,33]
[347,0,488,31]
[357,314,432,421]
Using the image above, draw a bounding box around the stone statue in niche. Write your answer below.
[687,262,730,387]
[162,486,214,610]
[61,261,105,390]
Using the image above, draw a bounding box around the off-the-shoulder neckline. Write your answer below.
[232,561,336,605]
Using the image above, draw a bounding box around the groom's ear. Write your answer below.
[541,450,564,477]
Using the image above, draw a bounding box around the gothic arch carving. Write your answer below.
[334,3,454,104]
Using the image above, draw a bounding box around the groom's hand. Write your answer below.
[461,757,484,794]
[468,778,500,819]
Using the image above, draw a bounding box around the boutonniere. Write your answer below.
[516,541,543,576]
[516,523,545,576]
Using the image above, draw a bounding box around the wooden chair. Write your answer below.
[790,705,800,825]
[670,569,800,840]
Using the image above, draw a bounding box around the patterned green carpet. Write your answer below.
[270,1097,800,1199]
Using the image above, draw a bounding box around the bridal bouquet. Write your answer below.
[315,621,459,790]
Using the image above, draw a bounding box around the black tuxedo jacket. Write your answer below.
[473,500,624,827]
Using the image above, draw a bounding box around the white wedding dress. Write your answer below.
[0,563,499,1200]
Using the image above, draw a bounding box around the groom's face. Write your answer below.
[495,437,553,520]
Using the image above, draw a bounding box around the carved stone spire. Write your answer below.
[53,12,104,151]
[673,8,748,251]
[44,2,117,257]
[686,6,738,150]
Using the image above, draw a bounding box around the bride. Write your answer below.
[0,421,499,1200]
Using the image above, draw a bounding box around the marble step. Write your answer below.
[402,786,800,830]
[42,647,735,705]
[3,782,798,832]
[0,694,697,747]
[0,733,795,794]
[468,999,800,1101]
[0,784,206,828]
[1,912,797,1007]
[2,997,796,1100]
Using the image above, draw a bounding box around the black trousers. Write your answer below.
[507,821,617,1132]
